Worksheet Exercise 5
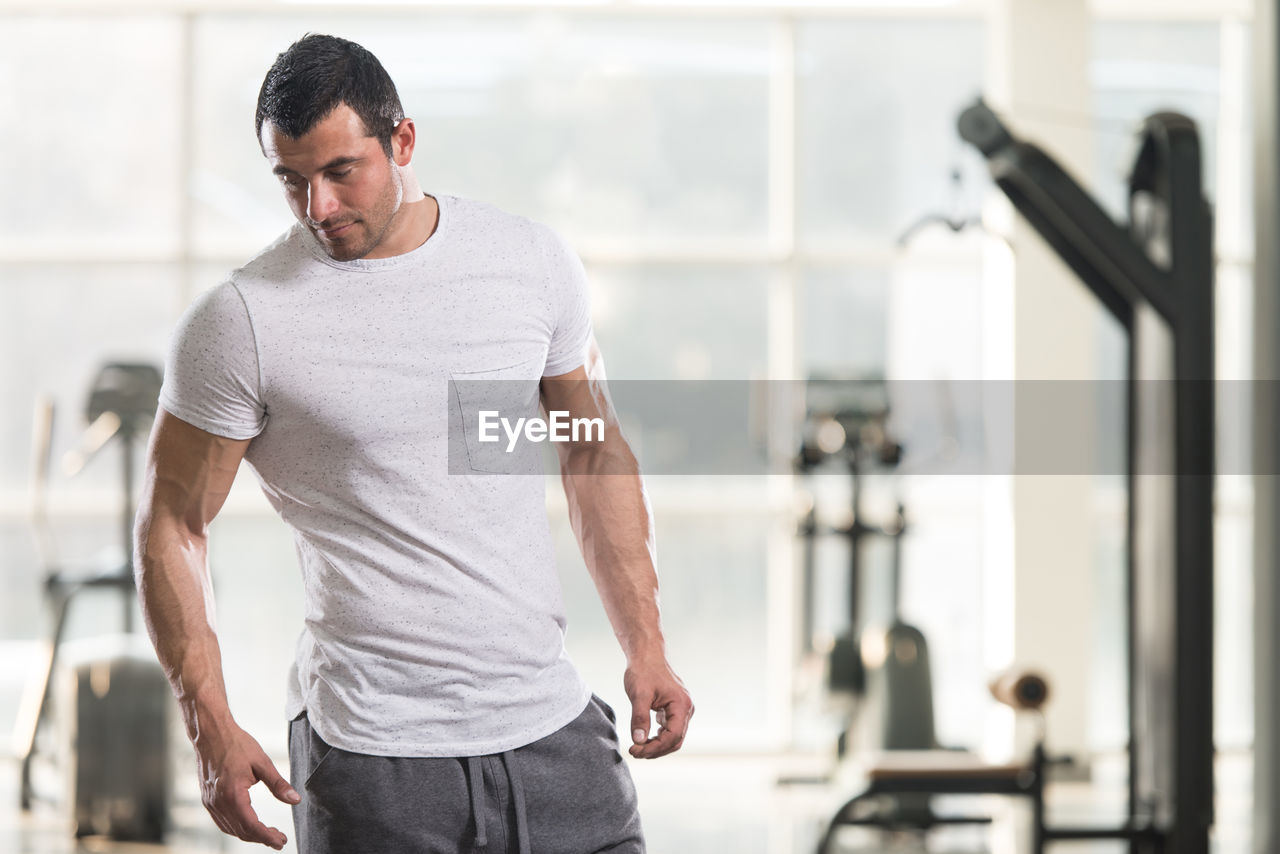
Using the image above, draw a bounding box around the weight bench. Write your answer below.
[816,671,1165,853]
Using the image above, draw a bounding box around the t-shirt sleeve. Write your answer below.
[538,224,594,377]
[158,281,267,440]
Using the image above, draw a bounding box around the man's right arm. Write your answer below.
[133,409,299,851]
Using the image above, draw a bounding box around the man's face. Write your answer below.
[261,104,403,262]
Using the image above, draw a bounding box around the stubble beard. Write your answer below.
[315,169,403,262]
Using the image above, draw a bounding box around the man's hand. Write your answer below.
[195,725,301,850]
[624,657,694,759]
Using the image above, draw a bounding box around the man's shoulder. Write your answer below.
[444,192,555,245]
[227,223,316,289]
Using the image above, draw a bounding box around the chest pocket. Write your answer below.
[448,358,544,475]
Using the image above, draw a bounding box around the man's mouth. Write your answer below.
[316,221,355,239]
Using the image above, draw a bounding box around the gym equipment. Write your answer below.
[14,362,171,841]
[964,97,1213,853]
[793,376,946,813]
[65,638,171,841]
[817,668,1161,854]
[894,164,1005,248]
[795,375,902,694]
[816,669,1160,854]
[817,97,1214,854]
[989,668,1050,711]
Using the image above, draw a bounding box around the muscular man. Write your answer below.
[134,34,692,853]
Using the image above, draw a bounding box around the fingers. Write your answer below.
[225,789,289,850]
[629,700,652,747]
[623,661,694,759]
[253,754,302,806]
[206,798,288,850]
[628,694,694,760]
[202,765,292,850]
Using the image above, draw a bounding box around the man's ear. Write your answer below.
[390,118,416,167]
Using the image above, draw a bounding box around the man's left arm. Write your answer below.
[540,335,694,759]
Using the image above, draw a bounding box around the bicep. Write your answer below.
[540,340,636,473]
[142,409,251,534]
[540,334,612,424]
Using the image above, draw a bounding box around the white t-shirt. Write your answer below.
[159,193,594,757]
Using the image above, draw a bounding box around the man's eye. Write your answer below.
[279,174,304,188]
[330,169,353,180]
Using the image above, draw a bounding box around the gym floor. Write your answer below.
[0,750,1252,853]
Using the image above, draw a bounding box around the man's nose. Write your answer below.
[307,182,339,224]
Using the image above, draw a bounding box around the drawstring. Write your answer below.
[466,756,487,849]
[501,749,532,854]
[465,751,531,854]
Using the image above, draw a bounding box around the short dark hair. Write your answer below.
[255,34,404,157]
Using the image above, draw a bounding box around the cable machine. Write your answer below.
[817,99,1214,854]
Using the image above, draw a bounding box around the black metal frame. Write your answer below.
[817,100,1215,854]
[958,99,1214,854]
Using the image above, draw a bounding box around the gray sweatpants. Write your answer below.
[287,695,645,854]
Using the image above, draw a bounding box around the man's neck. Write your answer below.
[365,192,438,260]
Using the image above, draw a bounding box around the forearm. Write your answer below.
[134,505,237,746]
[560,437,665,663]
[131,414,294,843]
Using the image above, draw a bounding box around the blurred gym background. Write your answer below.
[0,0,1271,852]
